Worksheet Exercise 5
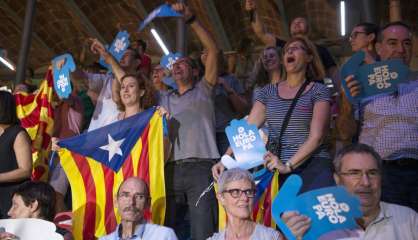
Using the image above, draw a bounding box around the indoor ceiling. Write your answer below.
[0,0,417,80]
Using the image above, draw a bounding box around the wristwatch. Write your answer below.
[285,161,294,172]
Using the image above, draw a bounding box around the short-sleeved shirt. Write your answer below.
[255,82,331,162]
[159,79,220,161]
[207,224,282,240]
[214,74,245,132]
[276,38,336,71]
[87,73,120,131]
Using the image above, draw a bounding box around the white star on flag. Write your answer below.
[100,134,125,162]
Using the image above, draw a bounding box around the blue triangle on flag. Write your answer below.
[58,107,156,172]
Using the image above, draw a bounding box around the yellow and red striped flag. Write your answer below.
[57,108,166,239]
[217,169,279,230]
[14,69,54,181]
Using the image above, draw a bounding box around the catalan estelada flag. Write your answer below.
[15,69,54,181]
[217,169,279,230]
[57,108,166,239]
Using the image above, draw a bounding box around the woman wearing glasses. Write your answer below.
[208,168,283,240]
[213,37,335,193]
[337,23,379,144]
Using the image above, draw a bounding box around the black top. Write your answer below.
[276,38,337,70]
[0,125,28,218]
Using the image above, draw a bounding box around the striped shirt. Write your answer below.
[359,77,418,161]
[255,82,331,162]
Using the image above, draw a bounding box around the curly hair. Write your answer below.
[116,73,156,112]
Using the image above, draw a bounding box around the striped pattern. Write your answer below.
[58,112,165,240]
[15,69,54,181]
[255,82,331,162]
[217,170,279,230]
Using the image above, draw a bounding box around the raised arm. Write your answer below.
[90,38,127,104]
[245,0,277,47]
[172,3,219,86]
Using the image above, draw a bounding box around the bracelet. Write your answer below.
[285,161,294,172]
[185,15,196,25]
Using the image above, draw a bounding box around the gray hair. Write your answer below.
[217,168,255,193]
[333,143,382,172]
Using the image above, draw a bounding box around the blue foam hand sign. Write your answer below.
[341,51,410,104]
[341,51,365,103]
[99,31,130,71]
[272,175,362,240]
[223,119,266,170]
[52,54,76,99]
[160,52,183,70]
[138,4,182,31]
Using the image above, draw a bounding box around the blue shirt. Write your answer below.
[99,223,178,240]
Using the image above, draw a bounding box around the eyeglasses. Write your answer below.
[338,169,380,180]
[223,188,256,198]
[118,192,147,201]
[284,46,307,54]
[349,31,368,40]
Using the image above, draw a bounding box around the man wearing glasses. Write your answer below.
[99,177,178,240]
[283,144,418,239]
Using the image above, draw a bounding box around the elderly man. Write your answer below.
[158,3,220,240]
[341,21,418,212]
[284,144,418,239]
[99,177,177,240]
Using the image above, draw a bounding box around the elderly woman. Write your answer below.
[208,168,282,240]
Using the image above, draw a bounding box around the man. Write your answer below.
[341,21,418,212]
[159,3,219,239]
[284,144,418,239]
[245,0,338,85]
[99,177,177,240]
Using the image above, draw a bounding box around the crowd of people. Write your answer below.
[1,1,417,239]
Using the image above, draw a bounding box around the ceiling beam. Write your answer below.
[0,1,55,55]
[202,0,232,51]
[62,0,106,43]
[274,0,289,38]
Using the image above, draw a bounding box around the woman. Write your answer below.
[349,22,379,64]
[0,91,32,218]
[208,168,283,240]
[337,23,379,143]
[251,46,282,102]
[91,38,156,120]
[213,37,334,192]
[209,168,308,240]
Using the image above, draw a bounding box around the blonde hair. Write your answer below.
[281,36,325,81]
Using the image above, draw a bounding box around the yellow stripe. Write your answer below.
[215,183,227,230]
[270,171,279,228]
[86,157,107,237]
[147,112,166,225]
[256,190,267,223]
[131,135,143,176]
[113,168,124,225]
[59,149,86,240]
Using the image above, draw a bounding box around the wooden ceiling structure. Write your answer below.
[0,0,417,81]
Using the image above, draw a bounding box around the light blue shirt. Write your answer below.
[99,223,178,240]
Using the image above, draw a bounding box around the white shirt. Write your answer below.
[319,202,418,240]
